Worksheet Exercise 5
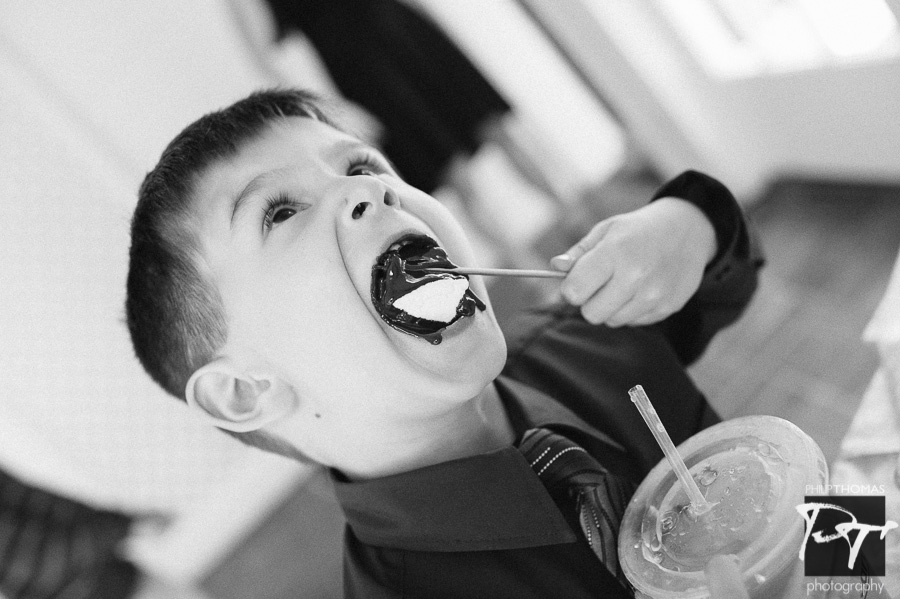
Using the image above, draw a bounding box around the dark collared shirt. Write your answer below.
[333,171,764,598]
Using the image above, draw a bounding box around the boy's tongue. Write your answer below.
[371,235,485,344]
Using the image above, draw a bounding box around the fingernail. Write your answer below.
[550,254,574,271]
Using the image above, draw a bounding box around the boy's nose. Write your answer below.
[348,185,400,220]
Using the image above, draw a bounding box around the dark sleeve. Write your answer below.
[650,170,765,364]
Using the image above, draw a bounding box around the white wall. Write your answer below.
[716,59,900,185]
[405,0,627,196]
[520,0,900,202]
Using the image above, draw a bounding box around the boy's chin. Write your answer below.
[388,308,506,383]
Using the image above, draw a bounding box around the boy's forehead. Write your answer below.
[193,118,361,209]
[226,117,359,170]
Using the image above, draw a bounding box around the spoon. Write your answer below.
[424,267,566,279]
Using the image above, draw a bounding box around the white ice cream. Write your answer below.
[393,278,469,323]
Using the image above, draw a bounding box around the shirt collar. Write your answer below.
[331,376,628,552]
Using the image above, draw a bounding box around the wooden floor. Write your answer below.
[689,178,900,461]
[201,176,900,599]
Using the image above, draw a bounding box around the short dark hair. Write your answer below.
[126,89,335,402]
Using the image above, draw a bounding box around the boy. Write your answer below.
[126,89,762,598]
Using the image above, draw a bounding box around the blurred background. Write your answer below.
[1,0,899,597]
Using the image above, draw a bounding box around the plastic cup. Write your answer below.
[618,415,828,598]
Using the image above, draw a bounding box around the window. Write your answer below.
[652,0,900,77]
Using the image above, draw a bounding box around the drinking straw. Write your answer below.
[629,385,712,513]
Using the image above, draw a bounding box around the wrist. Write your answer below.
[655,196,717,265]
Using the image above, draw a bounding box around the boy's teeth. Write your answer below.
[392,278,469,323]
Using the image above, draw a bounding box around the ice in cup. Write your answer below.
[618,415,828,598]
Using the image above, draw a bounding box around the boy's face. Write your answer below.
[190,117,507,463]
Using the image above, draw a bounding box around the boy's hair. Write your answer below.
[126,89,335,457]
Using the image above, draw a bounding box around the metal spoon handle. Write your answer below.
[425,267,565,279]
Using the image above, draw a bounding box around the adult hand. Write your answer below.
[704,555,750,599]
[551,197,716,327]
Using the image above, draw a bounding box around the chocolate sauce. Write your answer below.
[371,235,485,344]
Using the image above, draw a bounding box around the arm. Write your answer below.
[501,172,762,463]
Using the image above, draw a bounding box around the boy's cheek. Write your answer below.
[227,273,370,361]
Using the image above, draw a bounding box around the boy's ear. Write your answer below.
[185,357,298,433]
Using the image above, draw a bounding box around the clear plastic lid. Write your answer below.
[618,415,828,598]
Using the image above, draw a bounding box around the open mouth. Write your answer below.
[371,234,486,344]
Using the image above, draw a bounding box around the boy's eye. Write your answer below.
[272,207,296,224]
[262,195,305,232]
[346,148,393,178]
[348,164,379,177]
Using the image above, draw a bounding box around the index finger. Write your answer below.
[550,220,614,272]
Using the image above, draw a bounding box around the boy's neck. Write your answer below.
[339,382,516,481]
